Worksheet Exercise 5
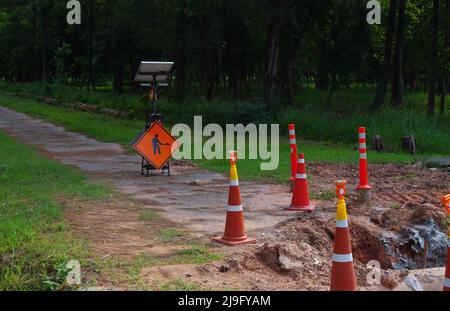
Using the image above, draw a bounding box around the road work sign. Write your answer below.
[133,122,180,170]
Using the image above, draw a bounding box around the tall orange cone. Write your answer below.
[288,124,298,192]
[213,151,256,246]
[330,180,357,291]
[357,127,372,202]
[285,153,315,212]
[440,195,450,291]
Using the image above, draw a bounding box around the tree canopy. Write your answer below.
[0,0,448,114]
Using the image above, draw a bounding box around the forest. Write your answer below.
[0,0,449,119]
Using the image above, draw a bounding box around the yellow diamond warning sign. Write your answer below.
[133,122,180,170]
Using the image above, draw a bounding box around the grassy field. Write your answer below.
[0,94,427,183]
[0,131,110,290]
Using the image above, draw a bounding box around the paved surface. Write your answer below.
[0,107,294,237]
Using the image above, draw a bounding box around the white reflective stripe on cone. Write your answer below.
[444,278,450,288]
[336,220,348,228]
[296,174,307,179]
[359,133,366,139]
[229,180,239,187]
[226,205,243,212]
[290,139,296,144]
[289,130,295,135]
[297,159,305,164]
[332,253,353,263]
[359,143,367,149]
[360,153,367,159]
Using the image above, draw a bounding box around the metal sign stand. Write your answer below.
[134,62,174,177]
[140,76,169,176]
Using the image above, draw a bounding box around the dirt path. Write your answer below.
[1,106,448,291]
[0,107,293,242]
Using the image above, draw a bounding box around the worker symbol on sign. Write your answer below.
[152,134,169,155]
[133,122,180,170]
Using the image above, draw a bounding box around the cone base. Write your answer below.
[330,261,357,291]
[285,204,315,213]
[356,188,372,202]
[357,184,371,190]
[213,236,256,246]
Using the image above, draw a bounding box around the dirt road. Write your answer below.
[0,106,448,291]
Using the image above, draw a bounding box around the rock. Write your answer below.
[184,273,192,278]
[219,265,229,273]
[384,218,448,270]
[404,275,424,291]
[380,210,397,228]
[190,180,207,186]
[423,157,450,168]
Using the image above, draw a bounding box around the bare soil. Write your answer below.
[0,106,448,291]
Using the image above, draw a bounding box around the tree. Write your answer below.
[372,0,398,111]
[174,0,188,102]
[391,0,406,108]
[427,0,439,117]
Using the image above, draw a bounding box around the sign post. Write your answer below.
[132,61,176,176]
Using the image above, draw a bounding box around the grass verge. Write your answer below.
[0,94,439,183]
[0,131,110,290]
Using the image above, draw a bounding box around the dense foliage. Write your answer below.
[0,0,448,114]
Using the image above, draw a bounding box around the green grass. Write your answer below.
[0,131,110,290]
[139,209,160,221]
[1,81,449,154]
[0,93,445,184]
[157,278,203,291]
[126,244,222,287]
[160,228,186,243]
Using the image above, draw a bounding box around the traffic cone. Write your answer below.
[444,229,450,292]
[440,195,450,291]
[213,151,256,246]
[357,127,372,202]
[285,153,315,212]
[330,180,357,291]
[288,124,298,192]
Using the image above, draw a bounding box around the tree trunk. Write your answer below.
[40,6,50,82]
[265,25,281,104]
[427,0,439,117]
[87,0,95,91]
[372,0,398,111]
[174,0,187,103]
[391,0,406,108]
[113,63,124,94]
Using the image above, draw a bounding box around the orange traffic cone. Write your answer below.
[213,151,256,246]
[285,153,315,212]
[440,195,450,291]
[330,180,357,291]
[288,124,298,192]
[357,127,372,202]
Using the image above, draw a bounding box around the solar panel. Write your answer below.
[134,61,174,82]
